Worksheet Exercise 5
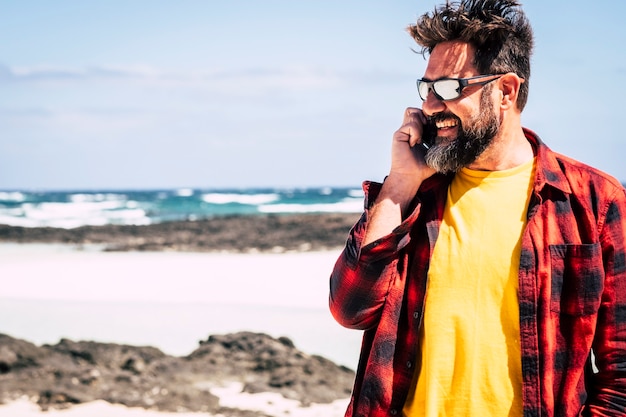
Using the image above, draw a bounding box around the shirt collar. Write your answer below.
[523,127,572,196]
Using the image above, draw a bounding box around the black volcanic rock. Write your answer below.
[189,332,354,405]
[0,213,360,253]
[0,332,354,415]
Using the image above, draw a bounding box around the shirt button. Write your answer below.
[406,361,412,369]
[390,409,398,415]
[413,312,420,319]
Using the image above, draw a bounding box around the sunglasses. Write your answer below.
[416,74,503,101]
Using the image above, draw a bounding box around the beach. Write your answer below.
[0,393,350,417]
[0,215,363,416]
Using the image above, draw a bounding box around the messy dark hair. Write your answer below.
[408,0,533,110]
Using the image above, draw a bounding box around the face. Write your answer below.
[421,42,502,174]
[424,87,500,173]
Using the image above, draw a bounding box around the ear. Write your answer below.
[498,73,523,111]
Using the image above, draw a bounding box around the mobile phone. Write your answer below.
[420,121,437,150]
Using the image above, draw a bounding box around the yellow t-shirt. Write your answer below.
[403,158,535,417]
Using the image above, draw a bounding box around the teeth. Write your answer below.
[436,119,458,129]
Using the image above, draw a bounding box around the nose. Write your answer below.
[422,89,446,117]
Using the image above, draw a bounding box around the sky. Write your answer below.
[1,0,625,190]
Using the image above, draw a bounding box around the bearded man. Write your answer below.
[329,1,626,416]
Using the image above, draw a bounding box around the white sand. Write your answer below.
[0,243,362,364]
[0,243,357,417]
[0,382,350,416]
[0,243,340,309]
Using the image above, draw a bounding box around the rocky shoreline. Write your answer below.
[0,332,355,415]
[0,213,360,253]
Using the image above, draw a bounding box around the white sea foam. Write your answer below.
[0,191,26,202]
[175,188,194,197]
[1,200,151,228]
[258,198,362,214]
[26,201,125,219]
[347,188,364,198]
[69,193,128,203]
[0,213,36,227]
[201,193,280,205]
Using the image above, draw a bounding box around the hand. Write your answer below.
[362,108,436,245]
[388,107,436,187]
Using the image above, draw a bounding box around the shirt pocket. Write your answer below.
[549,243,604,316]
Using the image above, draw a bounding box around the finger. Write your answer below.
[394,122,423,148]
[407,122,423,148]
[402,108,428,145]
[402,107,421,125]
[417,110,427,126]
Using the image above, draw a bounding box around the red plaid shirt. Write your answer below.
[329,129,626,417]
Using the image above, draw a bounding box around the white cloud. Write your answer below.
[0,63,410,94]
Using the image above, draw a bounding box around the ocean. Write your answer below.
[0,187,364,228]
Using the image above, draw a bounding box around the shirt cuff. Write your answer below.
[345,180,421,267]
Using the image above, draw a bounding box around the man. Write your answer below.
[329,0,626,416]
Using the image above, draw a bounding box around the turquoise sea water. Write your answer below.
[0,187,364,228]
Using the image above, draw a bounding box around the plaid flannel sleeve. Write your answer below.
[586,185,626,415]
[329,181,419,330]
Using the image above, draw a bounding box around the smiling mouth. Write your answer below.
[435,119,459,129]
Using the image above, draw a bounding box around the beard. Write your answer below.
[424,88,500,174]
